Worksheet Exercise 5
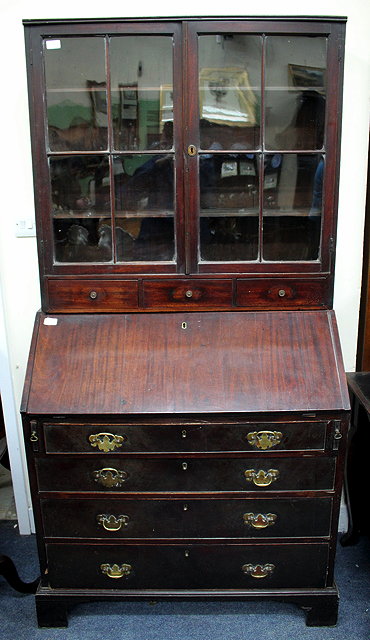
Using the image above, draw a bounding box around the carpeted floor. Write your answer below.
[0,520,369,639]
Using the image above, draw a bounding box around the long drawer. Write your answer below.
[42,421,328,454]
[45,542,330,589]
[41,497,333,539]
[36,456,336,492]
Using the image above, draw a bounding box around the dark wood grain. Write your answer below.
[236,278,330,309]
[35,455,336,493]
[42,420,328,453]
[45,542,330,590]
[142,279,233,308]
[22,311,349,415]
[40,496,333,539]
[46,279,139,312]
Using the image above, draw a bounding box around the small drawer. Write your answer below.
[45,279,139,312]
[36,456,336,493]
[42,421,328,454]
[46,542,330,589]
[41,496,333,539]
[236,278,330,309]
[142,279,233,309]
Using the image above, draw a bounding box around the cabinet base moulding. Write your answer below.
[35,584,340,628]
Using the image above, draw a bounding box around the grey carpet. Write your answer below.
[0,520,369,639]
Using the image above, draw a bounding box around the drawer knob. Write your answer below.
[89,432,126,453]
[242,563,275,579]
[246,431,282,450]
[278,289,286,297]
[93,467,128,488]
[97,514,130,531]
[243,512,277,529]
[185,290,193,298]
[100,563,132,579]
[89,290,98,299]
[244,469,279,487]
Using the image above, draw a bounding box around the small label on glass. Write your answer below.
[46,40,61,50]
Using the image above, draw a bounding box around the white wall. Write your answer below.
[0,1,369,532]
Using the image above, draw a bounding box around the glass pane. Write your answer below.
[114,154,175,261]
[263,154,324,261]
[51,155,111,262]
[45,37,107,151]
[200,153,259,261]
[199,35,262,150]
[111,37,174,151]
[265,36,327,150]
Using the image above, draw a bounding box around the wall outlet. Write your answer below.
[15,219,36,237]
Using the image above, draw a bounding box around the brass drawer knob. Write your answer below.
[246,431,282,450]
[242,563,275,578]
[89,432,126,452]
[93,467,128,488]
[185,290,193,298]
[243,512,277,529]
[89,290,98,299]
[244,469,279,487]
[100,563,132,579]
[97,514,130,531]
[278,289,286,297]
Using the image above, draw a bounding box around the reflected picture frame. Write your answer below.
[288,64,326,94]
[86,80,107,127]
[159,84,174,130]
[199,67,257,127]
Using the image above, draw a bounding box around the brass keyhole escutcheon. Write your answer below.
[187,144,197,156]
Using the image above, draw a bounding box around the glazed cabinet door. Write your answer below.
[24,18,345,311]
[26,22,185,275]
[185,21,342,277]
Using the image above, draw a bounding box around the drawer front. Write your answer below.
[236,278,330,309]
[41,497,333,539]
[36,456,336,492]
[142,279,233,309]
[43,421,327,454]
[46,542,329,589]
[45,279,139,312]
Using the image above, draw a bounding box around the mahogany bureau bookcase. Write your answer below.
[21,16,350,627]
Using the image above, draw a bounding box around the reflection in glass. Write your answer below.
[263,154,324,261]
[45,38,107,151]
[198,35,262,150]
[110,37,174,150]
[114,153,175,261]
[50,155,112,262]
[200,153,259,261]
[265,36,327,150]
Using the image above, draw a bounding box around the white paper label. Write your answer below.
[43,317,58,326]
[46,40,61,50]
